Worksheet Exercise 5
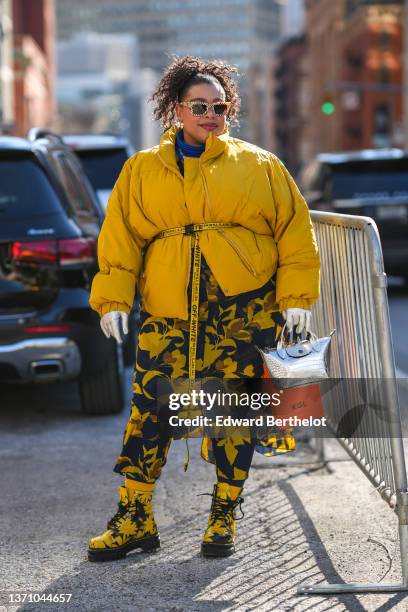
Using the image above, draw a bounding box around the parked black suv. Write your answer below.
[62,132,139,366]
[0,129,127,414]
[299,149,408,278]
[62,134,134,213]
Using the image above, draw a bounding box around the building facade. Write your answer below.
[280,0,305,37]
[301,0,403,163]
[274,33,307,174]
[56,0,282,147]
[302,0,345,160]
[57,32,159,149]
[341,0,403,149]
[12,0,56,135]
[0,0,14,132]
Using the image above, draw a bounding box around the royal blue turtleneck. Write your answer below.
[175,129,205,175]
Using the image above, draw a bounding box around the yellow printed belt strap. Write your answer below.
[153,222,238,472]
[154,222,238,241]
[153,222,238,383]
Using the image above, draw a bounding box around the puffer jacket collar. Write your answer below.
[158,124,229,174]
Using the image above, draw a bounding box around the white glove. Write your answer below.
[282,308,311,334]
[100,310,128,344]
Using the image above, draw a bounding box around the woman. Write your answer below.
[87,56,320,562]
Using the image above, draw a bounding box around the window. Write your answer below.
[331,158,408,199]
[0,157,61,222]
[51,153,98,221]
[379,30,390,50]
[379,64,389,84]
[75,148,129,190]
[373,103,391,147]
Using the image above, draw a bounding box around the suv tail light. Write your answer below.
[12,237,96,267]
[59,238,96,266]
[12,240,57,264]
[25,324,72,333]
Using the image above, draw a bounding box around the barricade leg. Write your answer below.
[314,434,325,464]
[397,491,408,586]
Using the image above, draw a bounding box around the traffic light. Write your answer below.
[321,94,335,115]
[321,101,335,115]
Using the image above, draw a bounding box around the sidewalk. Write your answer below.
[1,374,408,612]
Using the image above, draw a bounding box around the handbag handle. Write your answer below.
[276,322,336,352]
[277,322,295,358]
[277,322,321,359]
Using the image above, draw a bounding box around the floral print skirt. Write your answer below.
[113,253,295,485]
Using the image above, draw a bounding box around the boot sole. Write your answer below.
[201,542,235,558]
[88,534,160,562]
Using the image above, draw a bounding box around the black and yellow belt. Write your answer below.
[153,222,238,383]
[151,222,238,471]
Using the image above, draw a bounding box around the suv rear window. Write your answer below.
[0,157,62,220]
[331,158,408,200]
[74,148,128,190]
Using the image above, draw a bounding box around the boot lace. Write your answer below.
[107,500,128,531]
[199,493,245,526]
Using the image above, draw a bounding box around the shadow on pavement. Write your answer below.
[12,473,405,612]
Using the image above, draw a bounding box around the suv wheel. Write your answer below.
[79,343,124,415]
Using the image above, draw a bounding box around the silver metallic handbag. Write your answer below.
[256,324,336,389]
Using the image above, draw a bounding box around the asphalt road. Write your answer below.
[1,283,408,611]
[1,376,408,612]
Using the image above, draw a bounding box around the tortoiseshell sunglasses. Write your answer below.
[178,100,231,116]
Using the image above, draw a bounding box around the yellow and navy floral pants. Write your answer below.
[113,254,295,487]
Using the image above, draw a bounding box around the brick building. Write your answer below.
[12,0,56,135]
[300,0,403,163]
[274,33,307,174]
[0,0,14,132]
[341,1,403,149]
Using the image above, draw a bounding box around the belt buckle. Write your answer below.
[184,224,195,236]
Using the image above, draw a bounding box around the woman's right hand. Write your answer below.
[100,311,128,344]
[282,308,311,334]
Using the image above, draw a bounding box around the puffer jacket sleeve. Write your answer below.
[89,155,145,317]
[269,155,320,311]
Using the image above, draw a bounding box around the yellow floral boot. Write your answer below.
[88,483,160,562]
[201,482,245,558]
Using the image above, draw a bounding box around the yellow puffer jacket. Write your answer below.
[89,125,320,320]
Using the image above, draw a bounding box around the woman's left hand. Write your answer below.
[282,308,312,334]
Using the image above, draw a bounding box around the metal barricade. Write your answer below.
[297,210,408,594]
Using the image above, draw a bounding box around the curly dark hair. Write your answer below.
[150,55,240,131]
